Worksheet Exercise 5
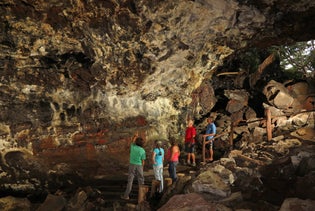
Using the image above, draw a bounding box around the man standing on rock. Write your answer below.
[121,134,146,200]
[185,119,197,166]
[203,117,217,161]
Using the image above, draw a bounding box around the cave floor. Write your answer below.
[85,163,198,209]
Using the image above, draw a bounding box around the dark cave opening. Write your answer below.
[248,91,267,118]
[212,88,230,114]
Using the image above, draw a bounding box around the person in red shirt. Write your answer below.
[185,120,196,166]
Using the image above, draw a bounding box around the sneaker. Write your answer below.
[187,160,191,165]
[192,162,196,167]
[120,195,129,200]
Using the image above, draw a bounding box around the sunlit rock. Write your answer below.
[0,196,31,211]
[191,170,231,197]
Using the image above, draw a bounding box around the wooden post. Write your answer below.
[229,122,234,149]
[266,108,272,141]
[202,136,206,163]
[164,178,172,188]
[150,180,160,198]
[138,184,149,204]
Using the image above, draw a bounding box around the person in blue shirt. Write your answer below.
[203,117,216,161]
[152,140,164,193]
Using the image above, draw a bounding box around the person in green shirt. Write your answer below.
[121,135,146,200]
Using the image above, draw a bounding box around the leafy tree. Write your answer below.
[272,40,315,78]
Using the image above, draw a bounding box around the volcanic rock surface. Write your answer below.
[1,0,315,210]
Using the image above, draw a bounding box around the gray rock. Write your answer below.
[279,198,315,211]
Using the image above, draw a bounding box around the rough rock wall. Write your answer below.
[0,0,315,164]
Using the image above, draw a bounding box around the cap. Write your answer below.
[155,140,162,146]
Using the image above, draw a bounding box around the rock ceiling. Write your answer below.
[1,1,315,210]
[0,0,315,168]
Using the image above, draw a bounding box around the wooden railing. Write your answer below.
[201,108,315,163]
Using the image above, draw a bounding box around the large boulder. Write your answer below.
[279,198,315,211]
[0,196,31,211]
[263,80,295,110]
[191,169,231,198]
[158,193,231,211]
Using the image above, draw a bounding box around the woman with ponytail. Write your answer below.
[152,140,164,193]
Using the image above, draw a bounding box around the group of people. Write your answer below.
[184,117,217,164]
[121,117,217,200]
[121,134,180,200]
[152,137,180,192]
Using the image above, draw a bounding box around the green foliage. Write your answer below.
[271,40,315,79]
[281,68,304,79]
[239,49,261,74]
[310,50,315,69]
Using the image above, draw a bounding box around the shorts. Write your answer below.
[185,142,195,153]
[206,140,213,150]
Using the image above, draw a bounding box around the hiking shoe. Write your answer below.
[192,162,196,167]
[120,195,129,200]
